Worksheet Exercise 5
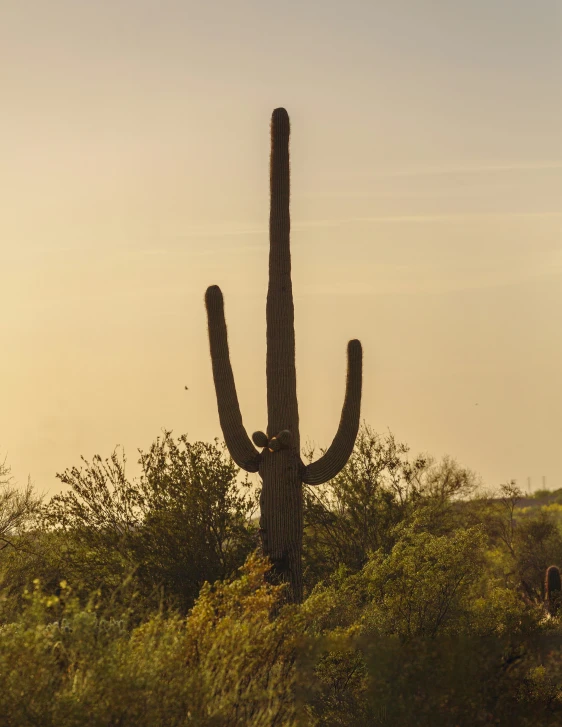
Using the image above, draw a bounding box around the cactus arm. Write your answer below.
[266,108,300,449]
[302,339,363,485]
[205,285,260,472]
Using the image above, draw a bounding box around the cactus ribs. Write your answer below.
[205,109,363,603]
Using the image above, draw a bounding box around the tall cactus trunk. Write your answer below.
[267,109,299,447]
[261,109,303,600]
[205,109,363,603]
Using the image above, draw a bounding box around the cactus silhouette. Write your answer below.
[205,108,363,602]
[545,565,561,615]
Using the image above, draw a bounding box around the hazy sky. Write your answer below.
[1,0,561,496]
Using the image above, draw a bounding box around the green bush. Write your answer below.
[3,430,562,726]
[4,433,258,615]
[303,426,478,590]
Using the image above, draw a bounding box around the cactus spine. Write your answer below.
[545,565,561,615]
[205,108,363,603]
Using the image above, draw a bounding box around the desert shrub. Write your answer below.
[300,525,562,727]
[303,426,479,590]
[4,430,562,726]
[0,556,305,727]
[2,510,562,726]
[515,512,562,602]
[477,482,562,604]
[357,526,488,639]
[134,432,258,611]
[3,433,257,615]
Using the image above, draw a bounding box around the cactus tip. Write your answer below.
[205,285,223,307]
[348,339,362,351]
[271,108,290,135]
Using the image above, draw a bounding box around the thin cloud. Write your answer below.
[129,209,561,257]
[373,161,562,179]
[292,211,562,229]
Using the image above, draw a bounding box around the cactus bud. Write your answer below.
[277,430,292,447]
[252,431,269,448]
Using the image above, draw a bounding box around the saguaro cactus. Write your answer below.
[545,565,561,616]
[205,108,363,603]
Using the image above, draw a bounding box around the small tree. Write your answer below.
[515,514,562,603]
[41,433,257,611]
[480,482,562,603]
[302,425,478,587]
[136,432,258,609]
[0,453,41,552]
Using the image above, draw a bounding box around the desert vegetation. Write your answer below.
[1,425,562,726]
[3,106,559,726]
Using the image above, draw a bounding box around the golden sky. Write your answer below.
[1,1,561,494]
